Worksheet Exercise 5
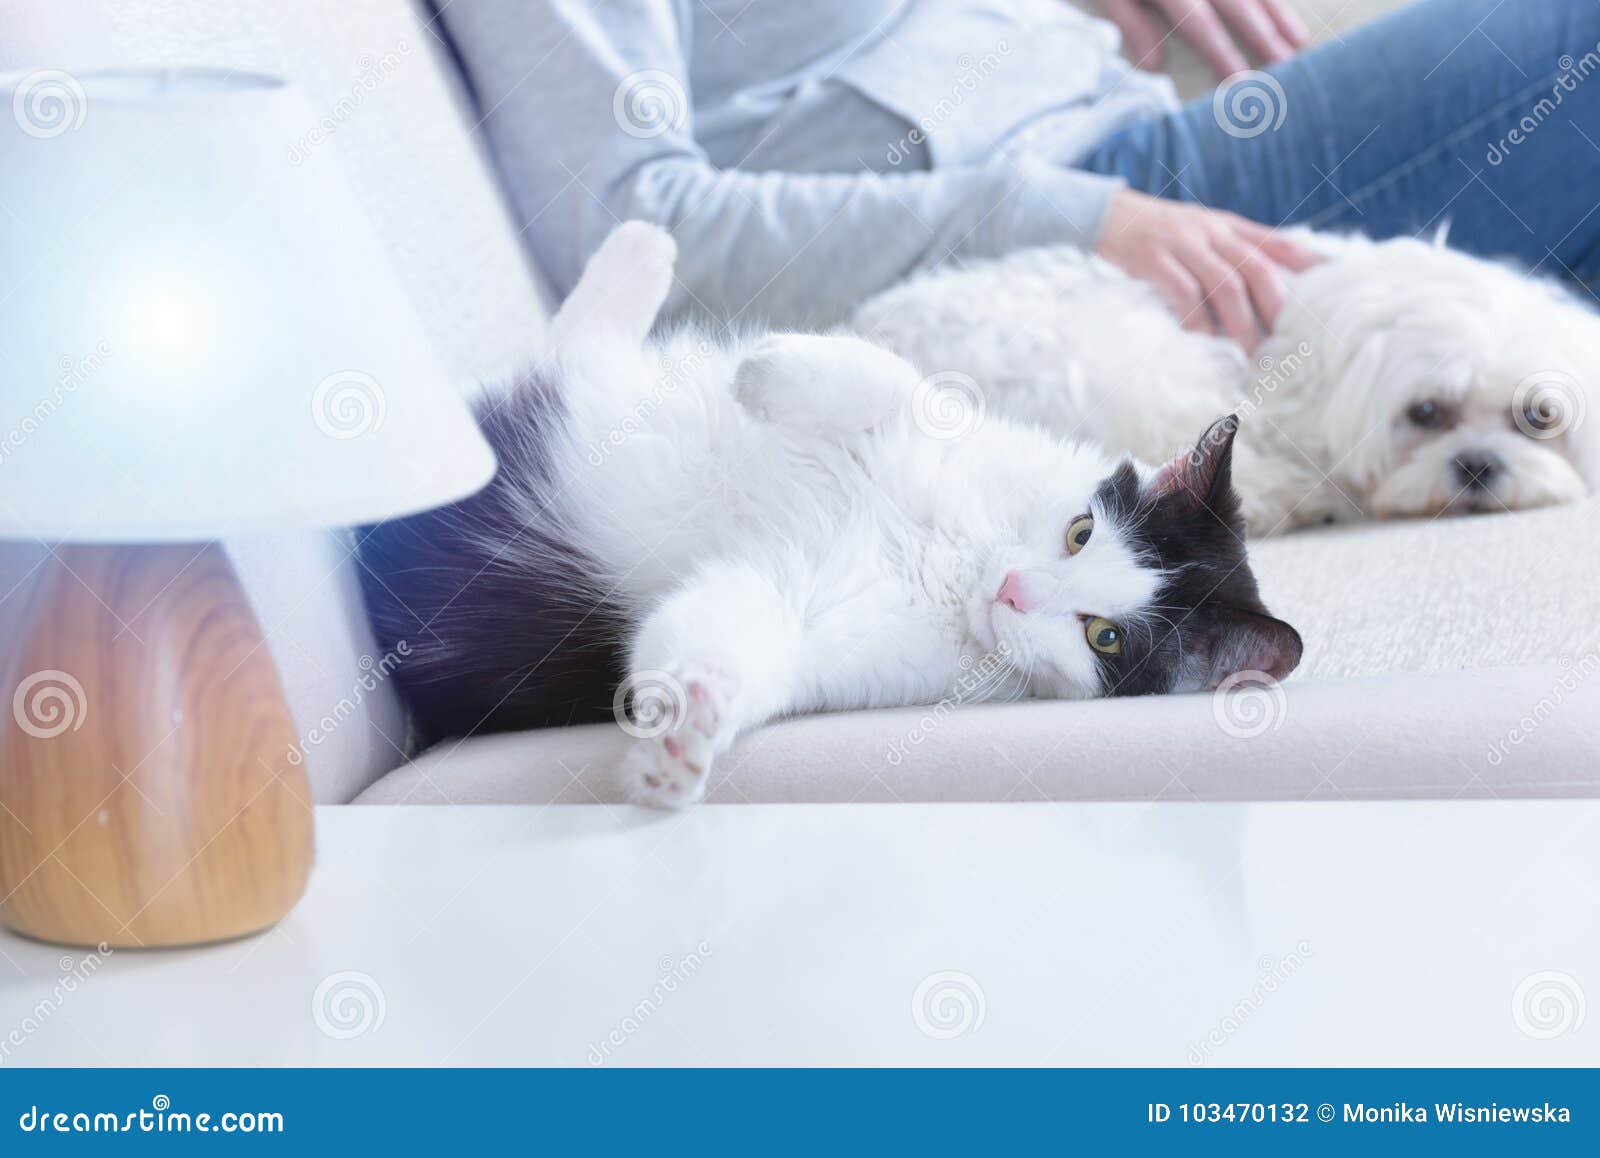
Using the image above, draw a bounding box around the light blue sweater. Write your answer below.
[441,0,1176,326]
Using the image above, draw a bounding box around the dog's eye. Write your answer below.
[1085,617,1122,655]
[1066,515,1094,555]
[1406,400,1459,431]
[1519,398,1562,433]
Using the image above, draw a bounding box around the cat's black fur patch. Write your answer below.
[1089,418,1301,697]
[357,371,628,746]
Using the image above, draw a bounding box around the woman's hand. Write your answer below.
[1095,188,1319,350]
[1096,0,1309,79]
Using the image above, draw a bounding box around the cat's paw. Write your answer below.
[594,219,676,272]
[559,221,678,345]
[734,333,916,433]
[732,334,819,423]
[595,221,676,301]
[616,672,730,809]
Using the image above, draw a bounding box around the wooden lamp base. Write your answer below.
[0,543,313,948]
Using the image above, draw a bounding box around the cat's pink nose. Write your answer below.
[996,571,1028,612]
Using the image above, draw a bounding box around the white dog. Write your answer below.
[854,232,1600,535]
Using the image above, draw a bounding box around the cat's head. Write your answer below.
[972,416,1302,700]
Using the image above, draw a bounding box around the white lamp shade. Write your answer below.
[0,69,495,542]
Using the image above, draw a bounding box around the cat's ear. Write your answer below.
[1181,607,1303,691]
[1149,415,1238,515]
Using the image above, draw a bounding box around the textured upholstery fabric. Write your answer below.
[1255,500,1600,680]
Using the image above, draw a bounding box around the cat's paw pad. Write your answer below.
[617,673,729,808]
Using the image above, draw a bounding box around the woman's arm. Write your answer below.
[440,0,1128,326]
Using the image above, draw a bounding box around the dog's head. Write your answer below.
[1267,233,1598,520]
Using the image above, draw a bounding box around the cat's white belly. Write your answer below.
[559,352,1024,712]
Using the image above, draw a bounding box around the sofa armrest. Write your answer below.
[357,664,1599,804]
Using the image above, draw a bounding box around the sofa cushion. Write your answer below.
[358,497,1600,804]
[1254,498,1600,680]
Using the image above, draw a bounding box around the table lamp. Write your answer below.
[0,69,495,947]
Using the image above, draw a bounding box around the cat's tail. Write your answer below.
[548,221,678,351]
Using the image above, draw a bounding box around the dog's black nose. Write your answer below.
[1454,452,1503,491]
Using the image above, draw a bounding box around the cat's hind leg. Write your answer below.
[548,221,677,351]
[733,333,922,435]
[617,558,804,807]
[543,221,682,441]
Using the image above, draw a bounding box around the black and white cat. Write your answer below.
[360,223,1302,807]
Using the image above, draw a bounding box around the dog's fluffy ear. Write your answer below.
[1149,415,1238,514]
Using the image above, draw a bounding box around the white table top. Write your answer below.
[2,802,1596,1066]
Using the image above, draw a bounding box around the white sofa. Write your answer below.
[5,0,1596,808]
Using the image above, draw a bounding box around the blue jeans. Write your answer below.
[1079,0,1600,291]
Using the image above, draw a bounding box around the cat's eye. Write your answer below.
[1066,515,1094,555]
[1406,399,1459,431]
[1085,616,1122,655]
